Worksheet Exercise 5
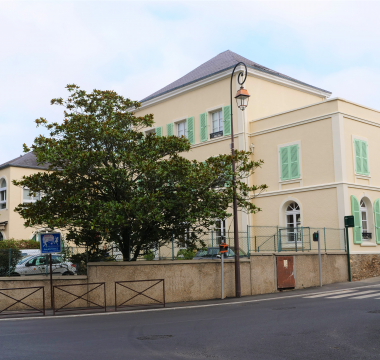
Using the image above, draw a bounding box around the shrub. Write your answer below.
[0,248,22,276]
[143,251,155,261]
[0,239,40,249]
[176,248,196,260]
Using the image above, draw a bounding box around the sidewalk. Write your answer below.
[2,276,380,321]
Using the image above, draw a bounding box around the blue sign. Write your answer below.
[40,233,61,254]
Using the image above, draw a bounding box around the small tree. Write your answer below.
[14,85,267,260]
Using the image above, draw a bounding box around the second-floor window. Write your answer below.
[279,144,300,181]
[0,179,6,209]
[23,189,41,203]
[212,110,223,133]
[177,121,187,138]
[354,139,369,176]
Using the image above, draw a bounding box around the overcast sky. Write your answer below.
[1,0,379,164]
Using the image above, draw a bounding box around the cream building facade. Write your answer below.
[134,50,380,262]
[2,51,380,277]
[0,152,48,240]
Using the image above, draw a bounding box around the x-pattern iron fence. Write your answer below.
[0,286,45,317]
[115,279,165,311]
[52,282,106,315]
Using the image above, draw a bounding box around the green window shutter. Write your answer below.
[223,105,231,136]
[200,113,208,142]
[374,199,380,244]
[156,127,163,137]
[289,144,300,179]
[351,195,362,244]
[166,123,173,136]
[186,117,195,145]
[361,140,369,175]
[280,147,290,181]
[354,139,362,174]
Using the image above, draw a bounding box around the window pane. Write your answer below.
[177,121,187,137]
[23,189,32,201]
[287,215,294,227]
[212,111,223,133]
[0,179,5,188]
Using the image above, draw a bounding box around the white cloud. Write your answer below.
[0,0,379,164]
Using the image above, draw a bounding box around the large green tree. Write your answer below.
[14,85,267,260]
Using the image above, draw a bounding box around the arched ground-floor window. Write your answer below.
[285,202,301,243]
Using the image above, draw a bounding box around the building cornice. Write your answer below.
[248,111,380,137]
[0,164,49,171]
[250,97,380,124]
[256,181,380,198]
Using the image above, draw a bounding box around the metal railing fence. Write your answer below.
[0,226,346,277]
[248,226,346,253]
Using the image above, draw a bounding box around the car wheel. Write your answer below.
[62,271,74,276]
[10,272,21,276]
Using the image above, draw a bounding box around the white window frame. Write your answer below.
[277,140,303,187]
[210,109,223,134]
[23,188,41,204]
[0,177,6,210]
[172,117,187,138]
[214,219,226,245]
[284,202,301,243]
[360,200,369,233]
[352,135,371,180]
[145,128,156,135]
[176,120,187,138]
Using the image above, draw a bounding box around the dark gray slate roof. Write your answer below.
[141,50,331,102]
[0,152,49,170]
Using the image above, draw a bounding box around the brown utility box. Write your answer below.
[276,256,295,289]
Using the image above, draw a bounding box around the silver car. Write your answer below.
[13,254,76,276]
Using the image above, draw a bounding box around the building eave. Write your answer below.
[138,65,331,111]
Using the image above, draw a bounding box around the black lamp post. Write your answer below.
[230,62,250,298]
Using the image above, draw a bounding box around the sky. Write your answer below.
[1,0,380,164]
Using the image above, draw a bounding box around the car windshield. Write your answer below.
[195,250,207,257]
[17,256,34,265]
[207,248,220,256]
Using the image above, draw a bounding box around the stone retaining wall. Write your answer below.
[0,253,349,311]
[351,254,380,281]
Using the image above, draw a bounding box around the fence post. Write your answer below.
[86,246,89,274]
[171,233,174,260]
[247,225,250,258]
[211,232,214,259]
[324,227,326,252]
[8,248,11,276]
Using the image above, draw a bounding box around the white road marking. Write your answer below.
[327,290,379,299]
[350,292,380,299]
[1,283,380,322]
[304,289,358,298]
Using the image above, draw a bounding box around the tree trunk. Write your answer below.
[120,228,131,262]
[132,243,142,261]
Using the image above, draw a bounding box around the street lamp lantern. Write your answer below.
[229,62,249,298]
[235,86,250,111]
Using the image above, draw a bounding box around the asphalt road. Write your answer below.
[2,280,380,360]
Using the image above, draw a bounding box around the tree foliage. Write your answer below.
[13,85,267,260]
